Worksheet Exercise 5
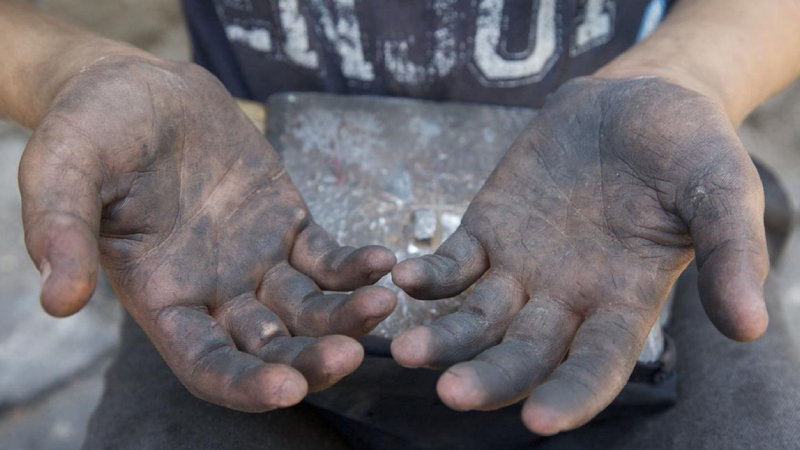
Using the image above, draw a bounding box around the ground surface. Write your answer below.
[1,2,800,449]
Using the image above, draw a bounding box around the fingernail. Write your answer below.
[40,260,52,288]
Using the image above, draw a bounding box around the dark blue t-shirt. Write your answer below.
[182,0,673,106]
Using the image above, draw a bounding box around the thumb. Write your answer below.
[680,150,770,342]
[19,119,103,317]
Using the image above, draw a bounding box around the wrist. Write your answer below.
[26,40,154,128]
[0,2,156,128]
[591,0,795,127]
[596,56,731,121]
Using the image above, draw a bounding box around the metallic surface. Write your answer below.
[267,92,664,360]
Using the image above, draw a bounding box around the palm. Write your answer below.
[20,58,397,411]
[391,77,769,434]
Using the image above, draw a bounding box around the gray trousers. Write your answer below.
[79,261,800,450]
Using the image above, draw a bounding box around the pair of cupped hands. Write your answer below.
[19,56,769,435]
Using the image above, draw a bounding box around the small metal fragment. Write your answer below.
[412,208,437,242]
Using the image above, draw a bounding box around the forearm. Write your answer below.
[0,0,153,128]
[597,0,800,125]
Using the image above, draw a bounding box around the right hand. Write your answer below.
[19,55,397,411]
[391,76,769,434]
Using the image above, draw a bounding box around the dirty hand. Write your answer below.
[19,56,397,411]
[391,76,768,434]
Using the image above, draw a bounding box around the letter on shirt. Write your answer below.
[473,0,558,86]
[572,0,615,56]
[311,0,375,81]
[278,0,319,69]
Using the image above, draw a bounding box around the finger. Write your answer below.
[522,308,653,435]
[392,227,489,299]
[290,221,396,291]
[219,295,364,391]
[259,335,364,392]
[436,294,582,411]
[19,120,102,317]
[391,273,526,368]
[147,304,307,412]
[680,154,769,341]
[259,263,397,337]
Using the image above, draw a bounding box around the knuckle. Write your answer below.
[290,207,310,228]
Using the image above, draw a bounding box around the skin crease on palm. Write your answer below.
[18,56,400,412]
[391,76,770,435]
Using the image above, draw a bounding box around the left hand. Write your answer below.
[390,76,769,435]
[18,56,398,411]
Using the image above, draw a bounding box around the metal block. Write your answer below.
[268,93,535,337]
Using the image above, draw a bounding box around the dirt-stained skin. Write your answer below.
[18,55,769,435]
[19,57,398,412]
[391,77,769,435]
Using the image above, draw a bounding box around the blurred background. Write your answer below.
[1,1,800,449]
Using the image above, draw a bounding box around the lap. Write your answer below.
[536,264,800,450]
[84,266,800,450]
[80,313,349,450]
